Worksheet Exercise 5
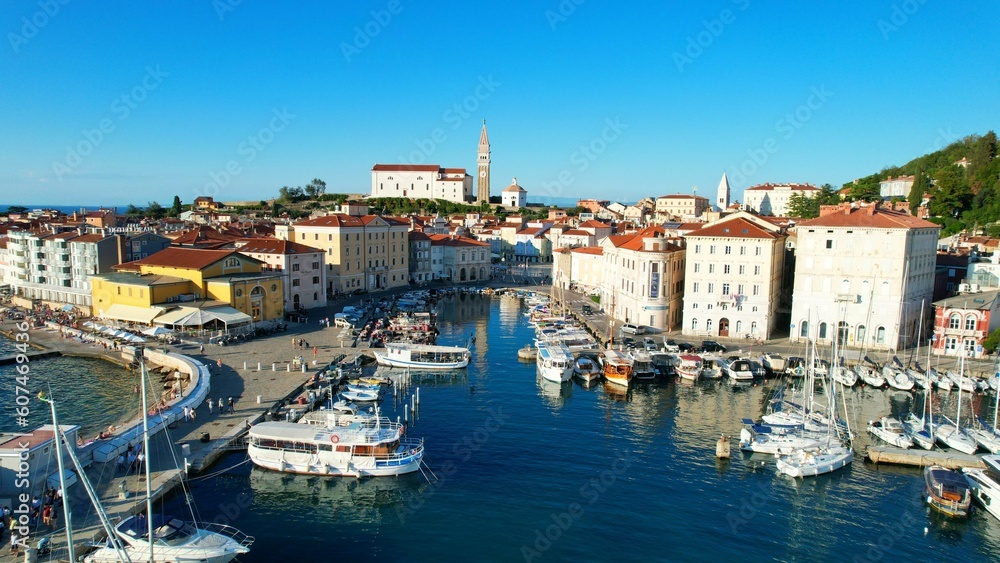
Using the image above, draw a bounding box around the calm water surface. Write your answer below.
[11,296,1000,561]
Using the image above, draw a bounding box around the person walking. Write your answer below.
[199,344,205,354]
[207,399,213,415]
[218,397,224,412]
[48,506,58,530]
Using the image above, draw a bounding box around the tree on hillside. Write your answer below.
[124,204,143,217]
[306,178,327,198]
[928,166,973,218]
[170,195,182,217]
[4,205,28,215]
[844,175,881,202]
[908,171,929,215]
[788,191,820,218]
[816,184,841,206]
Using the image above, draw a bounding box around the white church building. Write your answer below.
[370,164,474,204]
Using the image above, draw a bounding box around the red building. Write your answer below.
[931,289,1000,358]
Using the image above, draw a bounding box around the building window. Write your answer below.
[707,283,714,294]
[694,263,700,273]
[738,265,745,275]
[755,247,762,256]
[945,337,957,352]
[724,246,731,255]
[723,264,730,274]
[825,240,833,249]
[754,265,761,275]
[709,245,716,254]
[818,322,828,339]
[752,285,759,296]
[800,321,809,338]
[722,283,730,295]
[292,263,299,272]
[965,315,977,331]
[695,244,701,254]
[312,276,320,284]
[876,326,886,344]
[691,318,698,331]
[856,325,866,342]
[292,280,300,287]
[693,282,699,293]
[709,264,715,274]
[948,314,961,329]
[706,319,713,332]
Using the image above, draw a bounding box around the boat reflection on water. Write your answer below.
[536,375,573,408]
[602,381,631,402]
[248,467,425,526]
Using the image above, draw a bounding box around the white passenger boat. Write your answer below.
[726,358,756,382]
[373,342,471,369]
[854,362,885,388]
[700,355,726,380]
[536,341,574,383]
[739,419,822,455]
[935,416,978,455]
[964,454,1000,522]
[867,416,913,449]
[248,413,423,477]
[883,365,914,391]
[340,388,380,402]
[602,349,634,387]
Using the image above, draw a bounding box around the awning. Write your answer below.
[203,306,251,325]
[103,304,163,324]
[152,307,193,326]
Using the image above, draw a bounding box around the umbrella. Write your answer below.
[127,334,146,343]
[82,321,97,329]
[142,326,173,336]
[102,326,119,335]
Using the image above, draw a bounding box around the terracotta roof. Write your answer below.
[578,220,611,229]
[409,232,431,241]
[237,238,322,255]
[684,217,780,240]
[519,227,543,235]
[427,234,489,247]
[439,177,464,182]
[570,247,604,255]
[657,194,709,200]
[503,184,526,192]
[441,168,467,174]
[115,247,247,271]
[71,234,107,243]
[170,226,239,247]
[294,214,365,228]
[372,164,440,172]
[561,229,590,236]
[799,205,940,230]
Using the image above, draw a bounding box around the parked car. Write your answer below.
[620,323,645,335]
[663,340,680,353]
[700,340,727,353]
[643,337,658,351]
[622,337,637,349]
[582,305,593,315]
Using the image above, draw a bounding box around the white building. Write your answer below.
[501,178,527,208]
[879,175,915,199]
[790,202,940,351]
[234,238,328,311]
[654,195,711,222]
[716,173,730,211]
[408,231,433,283]
[743,183,819,217]
[6,229,119,308]
[599,226,685,331]
[681,213,787,340]
[371,164,474,204]
[428,234,492,282]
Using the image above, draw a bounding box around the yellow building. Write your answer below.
[91,247,284,325]
[275,214,409,294]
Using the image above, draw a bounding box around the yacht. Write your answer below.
[964,454,1000,521]
[628,349,657,382]
[867,416,913,449]
[536,341,574,383]
[883,365,914,391]
[675,354,702,381]
[775,441,853,478]
[935,415,978,455]
[739,419,822,455]
[573,356,602,383]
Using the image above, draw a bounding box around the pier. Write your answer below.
[865,445,986,469]
[0,349,59,365]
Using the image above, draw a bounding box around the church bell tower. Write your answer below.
[477,121,491,204]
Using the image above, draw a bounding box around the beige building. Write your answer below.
[790,202,940,351]
[234,238,328,310]
[654,194,710,222]
[681,213,787,339]
[277,214,409,294]
[599,226,686,331]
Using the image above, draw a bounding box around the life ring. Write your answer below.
[330,435,339,444]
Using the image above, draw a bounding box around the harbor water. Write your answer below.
[7,295,1000,561]
[0,337,139,438]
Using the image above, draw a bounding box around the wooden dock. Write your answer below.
[865,445,985,469]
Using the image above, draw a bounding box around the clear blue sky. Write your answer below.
[2,0,998,208]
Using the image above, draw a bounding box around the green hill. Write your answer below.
[841,131,999,236]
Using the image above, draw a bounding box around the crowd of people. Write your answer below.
[2,487,62,557]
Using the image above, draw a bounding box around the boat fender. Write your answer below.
[331,435,339,444]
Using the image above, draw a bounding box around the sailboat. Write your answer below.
[934,352,979,455]
[82,352,254,562]
[775,338,853,477]
[965,379,1000,454]
[902,386,936,450]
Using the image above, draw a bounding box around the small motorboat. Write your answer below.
[340,389,380,402]
[924,465,972,517]
[867,416,913,449]
[573,356,601,383]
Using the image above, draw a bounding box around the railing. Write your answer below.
[201,522,255,548]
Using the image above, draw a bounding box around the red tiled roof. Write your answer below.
[684,217,780,240]
[371,164,440,172]
[237,238,322,255]
[657,194,709,200]
[745,183,818,191]
[71,234,107,243]
[578,220,611,228]
[427,234,489,247]
[800,205,940,229]
[294,214,364,228]
[409,232,431,241]
[441,168,467,174]
[561,229,590,236]
[115,247,246,271]
[170,226,239,246]
[570,247,604,255]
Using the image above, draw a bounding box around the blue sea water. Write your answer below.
[7,296,1000,561]
[0,337,141,437]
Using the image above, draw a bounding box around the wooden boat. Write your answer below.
[601,349,634,387]
[924,465,972,517]
[676,354,702,381]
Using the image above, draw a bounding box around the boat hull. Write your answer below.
[373,354,470,370]
[776,446,853,478]
[248,441,423,477]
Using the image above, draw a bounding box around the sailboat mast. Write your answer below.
[956,352,965,427]
[44,389,75,562]
[140,354,154,560]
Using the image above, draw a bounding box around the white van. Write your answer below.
[620,323,644,335]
